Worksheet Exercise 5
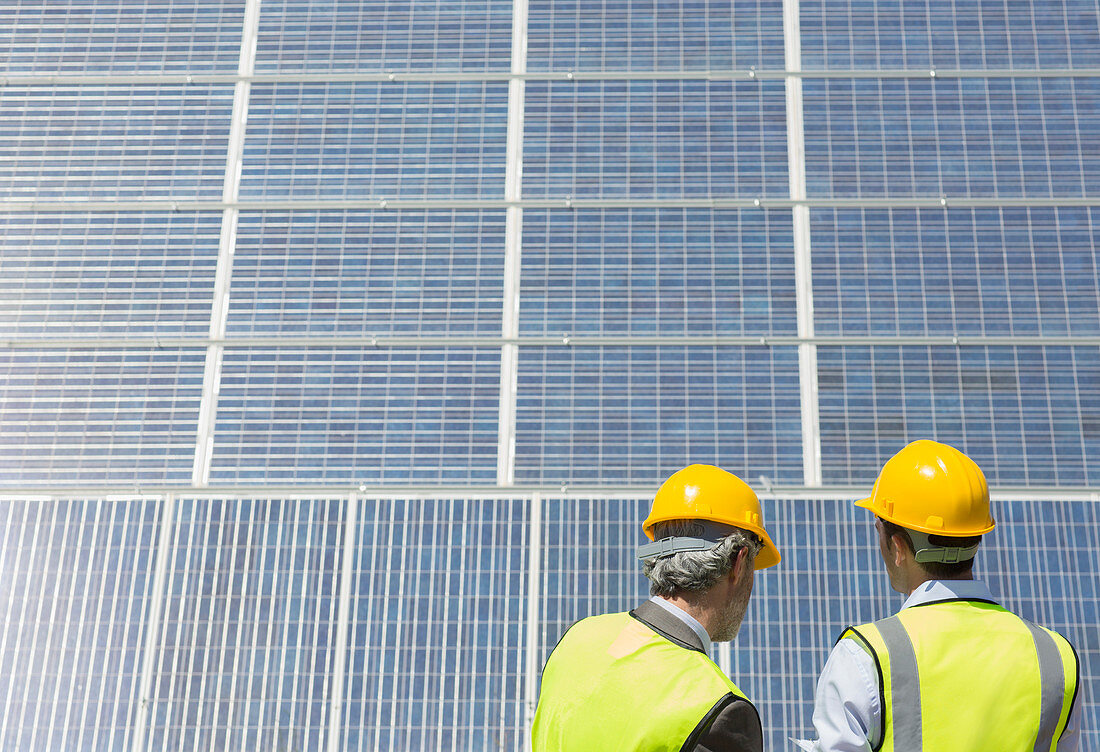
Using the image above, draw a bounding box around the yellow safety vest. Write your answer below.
[841,599,1079,752]
[532,612,750,751]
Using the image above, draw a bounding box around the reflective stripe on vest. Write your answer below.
[532,612,749,752]
[843,600,1079,752]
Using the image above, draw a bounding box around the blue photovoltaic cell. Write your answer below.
[239,83,509,200]
[209,349,500,484]
[0,350,205,487]
[0,498,158,751]
[802,77,1100,198]
[523,81,789,199]
[800,0,1100,70]
[520,209,796,336]
[536,497,1099,751]
[0,213,221,338]
[146,498,343,752]
[811,207,1100,336]
[255,0,513,72]
[0,2,246,74]
[345,497,528,752]
[514,346,804,485]
[0,86,234,201]
[229,211,505,337]
[526,0,785,71]
[817,345,1100,486]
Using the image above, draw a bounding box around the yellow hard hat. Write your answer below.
[856,440,994,536]
[642,464,780,569]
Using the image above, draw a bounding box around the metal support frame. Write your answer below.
[498,0,529,487]
[6,67,1100,86]
[784,0,823,486]
[3,486,1092,503]
[130,493,176,752]
[192,0,262,487]
[9,334,1100,350]
[5,196,1100,213]
[326,493,360,752]
[522,492,543,746]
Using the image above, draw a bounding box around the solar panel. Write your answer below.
[514,346,804,485]
[521,209,797,336]
[0,86,234,201]
[145,497,343,751]
[524,81,790,199]
[526,0,786,71]
[345,497,528,751]
[0,350,205,487]
[229,211,505,337]
[0,498,158,750]
[209,349,500,484]
[0,213,220,338]
[811,207,1100,336]
[817,345,1100,485]
[240,83,509,200]
[799,0,1100,69]
[255,1,513,72]
[803,77,1100,198]
[0,2,245,74]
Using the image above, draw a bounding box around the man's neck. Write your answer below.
[902,571,973,597]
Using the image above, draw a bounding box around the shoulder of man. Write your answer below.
[687,693,763,752]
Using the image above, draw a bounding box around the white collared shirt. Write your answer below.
[648,596,712,657]
[808,579,1081,751]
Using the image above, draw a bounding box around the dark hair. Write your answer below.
[880,519,982,579]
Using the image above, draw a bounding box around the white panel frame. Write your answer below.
[192,0,263,486]
[497,0,530,487]
[783,0,823,487]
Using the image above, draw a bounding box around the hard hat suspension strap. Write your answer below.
[908,530,979,564]
[636,520,742,561]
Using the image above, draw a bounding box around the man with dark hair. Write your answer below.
[532,464,780,751]
[805,440,1081,752]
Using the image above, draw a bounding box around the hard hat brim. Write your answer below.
[753,531,781,570]
[854,495,995,536]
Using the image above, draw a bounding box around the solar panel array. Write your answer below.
[0,1,1097,749]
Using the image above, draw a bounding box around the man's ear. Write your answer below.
[889,532,910,567]
[731,546,751,581]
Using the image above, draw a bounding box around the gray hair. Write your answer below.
[641,520,762,597]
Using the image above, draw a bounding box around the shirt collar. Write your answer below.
[648,596,712,654]
[900,579,998,610]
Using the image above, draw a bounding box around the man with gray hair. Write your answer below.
[532,464,780,751]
